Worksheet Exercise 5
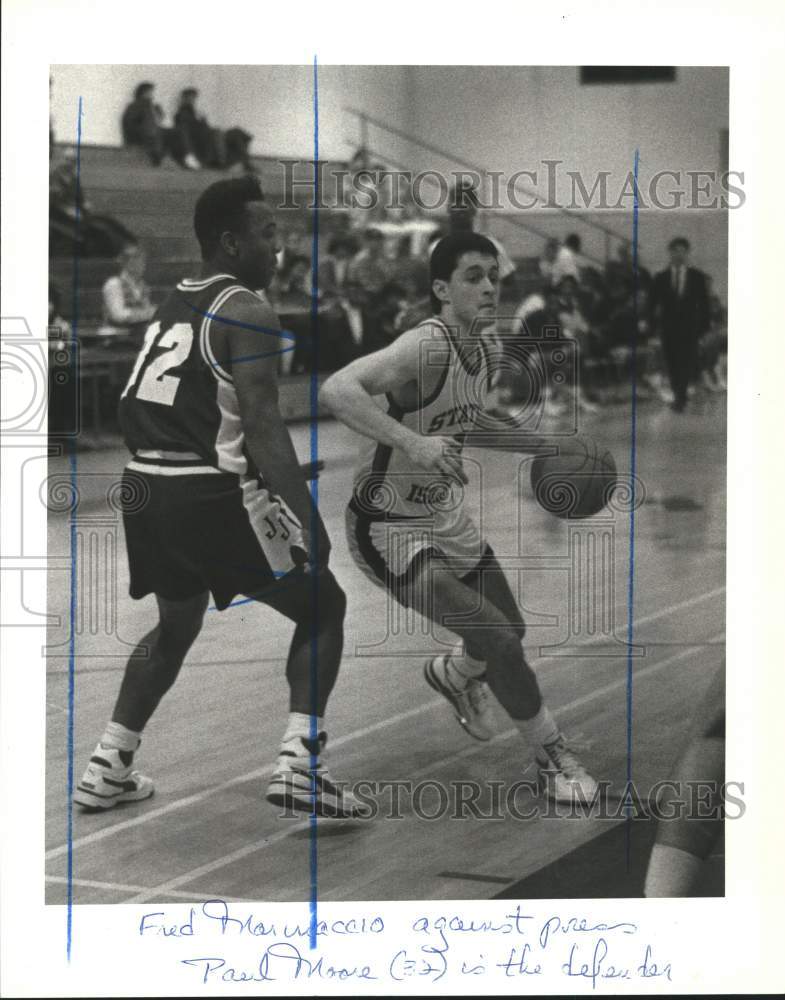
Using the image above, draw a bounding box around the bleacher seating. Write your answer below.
[49,144,355,438]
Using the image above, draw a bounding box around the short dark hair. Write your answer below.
[193,175,266,259]
[565,233,582,252]
[429,233,498,313]
[668,236,690,251]
[134,82,154,101]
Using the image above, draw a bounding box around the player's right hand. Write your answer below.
[404,435,468,484]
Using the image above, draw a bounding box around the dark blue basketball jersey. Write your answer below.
[119,273,262,475]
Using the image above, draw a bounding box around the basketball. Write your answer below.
[530,435,618,518]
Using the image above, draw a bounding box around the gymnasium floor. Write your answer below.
[44,393,726,904]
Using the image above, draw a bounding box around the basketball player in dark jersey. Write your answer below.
[321,233,597,802]
[74,176,362,818]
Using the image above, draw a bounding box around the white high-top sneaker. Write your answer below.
[74,742,154,811]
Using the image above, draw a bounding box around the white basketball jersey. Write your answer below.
[350,317,492,523]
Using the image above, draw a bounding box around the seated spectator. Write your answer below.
[318,235,358,301]
[365,281,409,354]
[551,233,583,286]
[604,242,652,295]
[499,288,565,416]
[539,237,560,285]
[556,276,590,339]
[121,82,166,166]
[48,284,78,437]
[48,284,68,345]
[699,278,727,392]
[49,152,137,257]
[172,88,223,170]
[347,227,388,300]
[513,285,547,334]
[278,254,312,306]
[556,276,598,411]
[391,234,430,301]
[224,128,255,173]
[578,266,610,326]
[97,244,156,342]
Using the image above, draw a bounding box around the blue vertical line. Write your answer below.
[308,54,320,951]
[66,95,84,962]
[625,149,640,870]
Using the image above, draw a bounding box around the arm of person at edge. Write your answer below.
[216,291,330,568]
[320,325,467,484]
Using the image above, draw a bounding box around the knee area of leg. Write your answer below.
[316,575,347,622]
[160,612,203,650]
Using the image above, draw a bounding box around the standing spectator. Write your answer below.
[97,244,156,342]
[649,237,710,412]
[172,88,224,170]
[121,82,166,166]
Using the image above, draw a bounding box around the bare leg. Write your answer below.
[400,553,541,720]
[249,568,346,718]
[112,591,209,732]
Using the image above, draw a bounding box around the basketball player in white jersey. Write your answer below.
[321,233,597,801]
[74,176,362,818]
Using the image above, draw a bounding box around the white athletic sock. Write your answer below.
[281,712,324,756]
[100,721,141,754]
[515,705,560,754]
[644,844,704,897]
[446,643,486,685]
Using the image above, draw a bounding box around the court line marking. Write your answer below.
[437,871,516,885]
[45,585,724,863]
[44,875,252,905]
[122,633,722,904]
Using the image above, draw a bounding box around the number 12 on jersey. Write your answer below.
[122,321,194,406]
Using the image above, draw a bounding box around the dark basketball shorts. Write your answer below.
[121,465,307,610]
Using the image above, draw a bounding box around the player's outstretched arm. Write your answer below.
[320,329,467,484]
[218,293,329,559]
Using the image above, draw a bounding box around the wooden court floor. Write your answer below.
[44,394,726,904]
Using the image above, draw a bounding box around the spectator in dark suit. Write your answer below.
[649,237,710,412]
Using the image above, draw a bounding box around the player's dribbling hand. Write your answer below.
[404,435,468,484]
